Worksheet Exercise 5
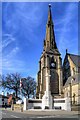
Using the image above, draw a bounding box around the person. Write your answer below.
[5,103,7,109]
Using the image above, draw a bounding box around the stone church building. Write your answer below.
[36,4,80,106]
[36,5,63,99]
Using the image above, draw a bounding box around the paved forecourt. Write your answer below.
[1,109,80,118]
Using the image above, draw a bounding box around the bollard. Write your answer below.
[20,104,23,112]
[11,105,14,111]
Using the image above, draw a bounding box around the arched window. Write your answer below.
[73,68,75,75]
[73,93,76,104]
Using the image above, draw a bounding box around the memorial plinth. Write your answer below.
[42,72,53,109]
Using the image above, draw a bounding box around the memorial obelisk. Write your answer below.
[42,56,53,109]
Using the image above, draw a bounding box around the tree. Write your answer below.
[0,73,21,98]
[21,76,36,99]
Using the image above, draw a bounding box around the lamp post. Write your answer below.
[20,78,22,99]
[20,78,28,111]
[20,78,26,112]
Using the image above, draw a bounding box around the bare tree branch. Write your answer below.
[21,76,36,98]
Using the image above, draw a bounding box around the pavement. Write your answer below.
[0,108,80,120]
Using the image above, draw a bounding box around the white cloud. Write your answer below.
[2,42,30,73]
[55,3,78,55]
[2,33,23,73]
[3,3,44,45]
[2,34,16,49]
[2,46,19,68]
[6,46,19,57]
[2,59,28,72]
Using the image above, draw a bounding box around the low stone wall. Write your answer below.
[54,97,71,111]
[24,97,71,111]
[28,99,42,109]
[54,98,66,110]
[71,104,80,111]
[11,104,23,112]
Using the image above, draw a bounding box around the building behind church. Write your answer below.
[63,52,80,106]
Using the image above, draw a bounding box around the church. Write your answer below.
[36,4,80,107]
[36,4,63,99]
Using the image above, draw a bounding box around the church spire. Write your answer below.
[44,4,58,52]
[47,4,53,25]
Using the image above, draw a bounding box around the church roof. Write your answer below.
[63,73,80,87]
[67,53,80,67]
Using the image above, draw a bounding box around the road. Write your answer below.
[0,109,80,120]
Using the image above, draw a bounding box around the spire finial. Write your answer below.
[66,49,68,54]
[49,4,51,7]
[48,4,52,23]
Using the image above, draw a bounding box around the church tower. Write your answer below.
[36,5,63,99]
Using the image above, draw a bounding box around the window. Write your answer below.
[73,93,76,104]
[65,61,70,69]
[73,68,75,75]
[79,84,80,90]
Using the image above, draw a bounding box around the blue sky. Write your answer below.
[2,2,78,79]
